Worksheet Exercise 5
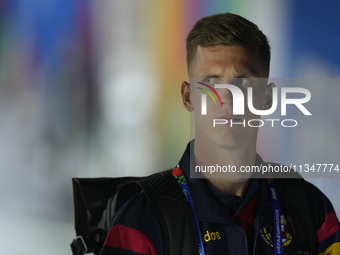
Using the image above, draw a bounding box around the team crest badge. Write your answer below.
[260,214,292,247]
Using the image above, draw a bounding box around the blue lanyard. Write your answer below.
[179,182,206,255]
[177,175,282,255]
[267,178,283,255]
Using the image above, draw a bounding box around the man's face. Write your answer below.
[182,45,273,150]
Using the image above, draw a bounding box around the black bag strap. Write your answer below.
[71,178,91,255]
[269,163,317,255]
[138,170,198,255]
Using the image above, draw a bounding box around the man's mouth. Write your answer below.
[216,114,242,122]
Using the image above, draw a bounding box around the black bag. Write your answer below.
[70,170,197,255]
[70,167,317,255]
[70,176,143,255]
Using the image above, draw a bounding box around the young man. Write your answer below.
[99,13,340,255]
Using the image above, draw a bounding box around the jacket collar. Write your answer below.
[178,140,273,228]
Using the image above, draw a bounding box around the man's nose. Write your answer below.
[217,87,233,105]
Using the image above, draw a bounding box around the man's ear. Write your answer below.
[264,83,275,110]
[181,81,193,112]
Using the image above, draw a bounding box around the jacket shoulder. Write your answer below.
[304,181,340,255]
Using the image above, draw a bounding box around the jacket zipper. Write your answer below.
[252,233,258,255]
[242,228,250,255]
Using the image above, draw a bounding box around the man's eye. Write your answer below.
[233,78,253,86]
[203,77,221,84]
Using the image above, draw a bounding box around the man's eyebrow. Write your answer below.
[199,68,261,79]
[200,73,222,79]
[235,67,261,77]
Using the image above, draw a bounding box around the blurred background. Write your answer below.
[0,0,339,254]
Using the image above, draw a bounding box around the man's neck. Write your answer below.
[204,177,252,197]
[194,135,257,197]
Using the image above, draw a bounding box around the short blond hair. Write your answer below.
[186,13,271,76]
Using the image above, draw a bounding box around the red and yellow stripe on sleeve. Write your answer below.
[317,209,340,255]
